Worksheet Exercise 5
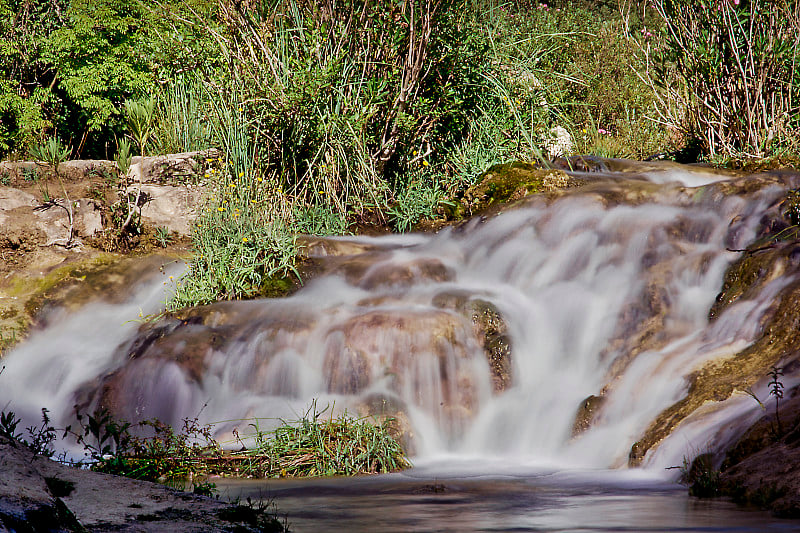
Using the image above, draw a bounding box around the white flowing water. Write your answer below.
[0,164,790,478]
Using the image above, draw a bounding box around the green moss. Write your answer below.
[18,255,118,317]
[259,276,296,299]
[461,162,580,216]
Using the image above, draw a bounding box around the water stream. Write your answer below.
[2,160,798,529]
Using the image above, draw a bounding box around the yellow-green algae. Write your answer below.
[0,253,186,357]
[458,162,582,217]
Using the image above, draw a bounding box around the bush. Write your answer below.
[650,0,800,158]
[0,0,219,159]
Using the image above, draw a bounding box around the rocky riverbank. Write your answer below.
[0,435,287,532]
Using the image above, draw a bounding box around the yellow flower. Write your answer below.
[242,237,248,242]
[238,107,243,112]
[257,177,263,182]
[204,172,210,178]
[218,207,225,211]
[238,172,244,178]
[412,150,418,156]
[422,160,429,167]
[251,199,257,203]
[229,183,236,188]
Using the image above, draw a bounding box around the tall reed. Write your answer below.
[646,0,800,158]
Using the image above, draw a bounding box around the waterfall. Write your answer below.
[0,162,791,472]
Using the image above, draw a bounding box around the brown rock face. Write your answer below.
[627,185,800,467]
[571,395,606,437]
[432,292,513,393]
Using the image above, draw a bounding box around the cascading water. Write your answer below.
[0,161,793,476]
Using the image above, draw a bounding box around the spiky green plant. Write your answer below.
[28,136,74,247]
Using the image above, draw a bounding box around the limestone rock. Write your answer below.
[127,184,205,236]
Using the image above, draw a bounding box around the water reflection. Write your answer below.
[217,467,792,532]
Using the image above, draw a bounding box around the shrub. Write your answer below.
[0,0,219,159]
[650,0,800,158]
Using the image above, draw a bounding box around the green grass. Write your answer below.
[69,404,410,482]
[146,1,723,309]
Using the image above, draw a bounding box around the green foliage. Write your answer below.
[292,204,350,236]
[651,0,800,158]
[28,136,70,170]
[679,453,721,498]
[0,0,219,159]
[244,404,411,478]
[388,175,445,232]
[0,409,22,442]
[152,74,213,154]
[0,407,57,458]
[115,138,132,176]
[155,227,173,248]
[169,91,300,308]
[0,0,66,154]
[124,98,157,156]
[24,408,57,458]
[28,136,76,246]
[64,404,408,483]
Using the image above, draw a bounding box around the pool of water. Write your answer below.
[215,464,795,532]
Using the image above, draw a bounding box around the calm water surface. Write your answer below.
[216,463,795,532]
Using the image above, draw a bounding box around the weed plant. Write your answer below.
[28,136,75,247]
[168,88,299,308]
[0,399,408,485]
[152,74,213,155]
[67,405,410,482]
[678,452,721,498]
[240,404,411,477]
[643,0,800,159]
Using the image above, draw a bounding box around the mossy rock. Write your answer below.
[259,275,296,298]
[459,162,581,217]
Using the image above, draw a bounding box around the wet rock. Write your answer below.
[571,395,606,437]
[357,258,454,290]
[297,236,385,258]
[629,275,800,466]
[433,293,513,393]
[712,390,800,515]
[460,162,580,217]
[82,302,317,422]
[324,345,372,394]
[327,309,479,411]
